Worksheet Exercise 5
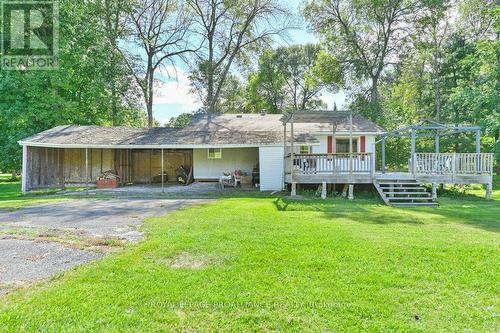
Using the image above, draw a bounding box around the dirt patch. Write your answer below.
[164,252,221,270]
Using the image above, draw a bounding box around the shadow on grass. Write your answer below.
[273,196,499,233]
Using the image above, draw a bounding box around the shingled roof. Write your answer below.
[19,112,385,148]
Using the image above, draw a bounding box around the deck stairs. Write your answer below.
[373,176,437,207]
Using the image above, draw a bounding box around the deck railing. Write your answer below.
[412,153,494,175]
[285,153,374,175]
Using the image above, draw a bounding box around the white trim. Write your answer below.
[17,141,285,149]
[21,145,28,194]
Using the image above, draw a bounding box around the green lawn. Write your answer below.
[0,181,499,331]
[0,174,71,210]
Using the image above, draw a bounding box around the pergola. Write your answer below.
[280,110,356,156]
[379,120,482,173]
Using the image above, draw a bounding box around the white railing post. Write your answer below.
[452,153,456,181]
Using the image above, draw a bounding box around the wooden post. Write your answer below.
[290,114,294,181]
[59,148,65,189]
[381,137,386,174]
[486,181,493,200]
[476,129,481,173]
[149,149,152,184]
[348,184,354,200]
[332,121,336,176]
[85,147,89,194]
[410,128,416,175]
[282,123,287,190]
[432,182,437,201]
[161,148,164,193]
[321,181,327,199]
[21,145,28,194]
[291,182,297,196]
[435,132,440,154]
[349,112,353,174]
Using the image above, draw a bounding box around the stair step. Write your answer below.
[387,197,434,201]
[391,202,438,207]
[381,186,427,190]
[383,192,430,196]
[378,182,421,186]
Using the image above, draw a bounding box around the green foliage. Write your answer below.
[165,113,193,128]
[245,44,341,113]
[0,0,146,172]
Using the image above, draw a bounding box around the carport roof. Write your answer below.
[19,125,317,148]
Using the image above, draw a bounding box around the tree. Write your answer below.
[165,113,194,128]
[304,0,417,119]
[246,44,342,113]
[118,0,198,127]
[0,0,146,174]
[188,0,292,113]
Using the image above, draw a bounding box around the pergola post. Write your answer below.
[435,132,440,154]
[410,128,416,175]
[290,114,294,181]
[349,112,353,174]
[381,137,386,174]
[282,123,287,190]
[332,121,336,176]
[161,148,164,193]
[476,129,481,173]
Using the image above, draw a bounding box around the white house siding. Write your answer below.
[193,147,259,180]
[259,146,284,191]
[305,134,376,154]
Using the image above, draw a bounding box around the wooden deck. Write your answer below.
[285,152,494,186]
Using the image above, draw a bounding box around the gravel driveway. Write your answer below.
[0,199,209,295]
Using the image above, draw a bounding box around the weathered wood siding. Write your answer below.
[27,147,174,189]
[131,149,192,183]
[27,147,64,189]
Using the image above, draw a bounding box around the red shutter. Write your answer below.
[327,136,333,153]
[360,136,366,153]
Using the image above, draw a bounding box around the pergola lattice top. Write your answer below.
[280,111,351,124]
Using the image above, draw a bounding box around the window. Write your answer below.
[299,146,311,154]
[336,139,358,153]
[208,148,222,159]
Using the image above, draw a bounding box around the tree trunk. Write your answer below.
[435,70,441,122]
[147,70,154,127]
[146,55,154,127]
[370,75,381,118]
[11,169,17,181]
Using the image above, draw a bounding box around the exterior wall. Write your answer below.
[299,134,376,154]
[193,147,258,180]
[259,146,284,191]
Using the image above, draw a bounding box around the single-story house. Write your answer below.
[18,111,384,192]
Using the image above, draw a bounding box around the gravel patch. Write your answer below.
[0,198,211,294]
[0,239,103,284]
[0,199,209,242]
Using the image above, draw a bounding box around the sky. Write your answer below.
[153,0,347,125]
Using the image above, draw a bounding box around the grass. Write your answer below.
[0,174,71,210]
[0,181,498,331]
